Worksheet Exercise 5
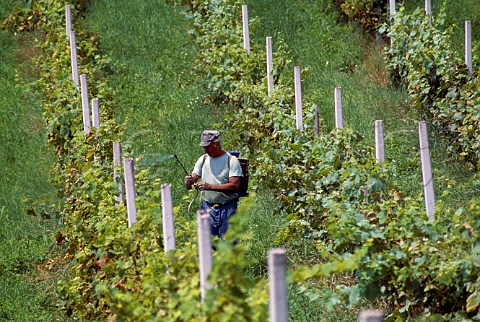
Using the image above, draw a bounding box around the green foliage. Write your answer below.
[381,4,480,169]
[187,0,480,319]
[338,0,386,33]
[7,0,480,320]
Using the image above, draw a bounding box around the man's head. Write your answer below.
[200,130,223,156]
[200,130,221,147]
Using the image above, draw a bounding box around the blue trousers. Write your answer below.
[200,199,238,238]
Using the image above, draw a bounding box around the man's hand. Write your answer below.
[196,181,210,191]
[185,175,194,190]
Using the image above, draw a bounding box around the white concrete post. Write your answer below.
[65,5,72,37]
[314,105,319,137]
[334,87,343,129]
[375,120,385,162]
[359,309,384,322]
[268,248,288,322]
[69,31,79,87]
[418,121,435,221]
[294,66,303,131]
[113,142,124,205]
[242,5,250,54]
[123,158,137,227]
[161,184,176,252]
[389,0,395,16]
[198,210,212,301]
[465,21,472,77]
[92,98,100,129]
[425,0,432,24]
[80,74,91,134]
[266,36,274,96]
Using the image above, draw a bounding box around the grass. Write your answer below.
[84,0,223,204]
[0,1,66,320]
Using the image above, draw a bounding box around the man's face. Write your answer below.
[202,142,215,155]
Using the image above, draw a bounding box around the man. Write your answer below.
[185,130,243,238]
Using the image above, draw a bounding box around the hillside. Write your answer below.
[2,0,480,320]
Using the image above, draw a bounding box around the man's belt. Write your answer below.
[205,198,238,208]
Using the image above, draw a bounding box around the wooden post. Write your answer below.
[465,21,472,77]
[314,105,319,137]
[113,142,124,205]
[242,5,250,54]
[92,98,100,129]
[80,74,91,134]
[375,120,385,162]
[418,121,435,221]
[161,184,176,252]
[359,309,384,322]
[266,36,274,96]
[334,87,343,129]
[123,158,137,227]
[65,5,72,37]
[389,0,395,16]
[69,31,79,87]
[198,210,212,302]
[268,248,288,322]
[294,66,303,131]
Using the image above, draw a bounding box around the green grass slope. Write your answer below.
[0,1,63,320]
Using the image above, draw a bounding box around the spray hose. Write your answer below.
[187,189,203,214]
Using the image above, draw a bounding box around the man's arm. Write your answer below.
[196,176,240,193]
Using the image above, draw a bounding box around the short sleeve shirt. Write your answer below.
[192,152,243,204]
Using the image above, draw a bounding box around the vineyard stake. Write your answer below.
[92,98,100,129]
[113,142,124,206]
[80,74,91,134]
[266,36,274,96]
[294,66,303,131]
[161,184,176,252]
[425,0,432,24]
[314,105,319,137]
[334,87,343,129]
[465,21,472,77]
[242,5,250,54]
[389,0,395,16]
[65,5,72,37]
[418,121,435,221]
[198,210,212,302]
[69,31,79,87]
[359,309,384,322]
[123,158,137,227]
[268,248,288,322]
[375,120,385,162]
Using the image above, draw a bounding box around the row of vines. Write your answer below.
[3,0,480,320]
[184,0,480,320]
